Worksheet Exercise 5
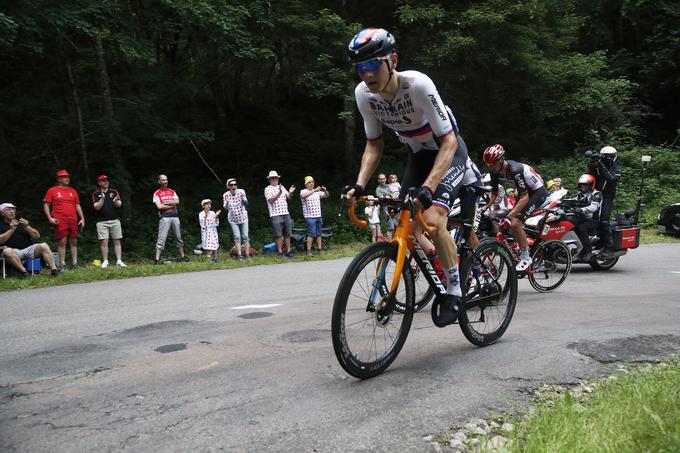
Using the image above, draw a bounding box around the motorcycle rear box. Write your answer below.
[613,226,640,250]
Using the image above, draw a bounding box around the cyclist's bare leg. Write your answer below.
[509,216,528,249]
[423,207,457,267]
[412,224,435,252]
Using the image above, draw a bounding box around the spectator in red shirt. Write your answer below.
[43,169,85,269]
[153,174,189,264]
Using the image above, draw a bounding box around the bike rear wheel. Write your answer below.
[528,239,572,292]
[331,242,415,379]
[459,239,517,347]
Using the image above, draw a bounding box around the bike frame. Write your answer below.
[349,198,439,298]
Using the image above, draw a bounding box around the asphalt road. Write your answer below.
[1,244,679,452]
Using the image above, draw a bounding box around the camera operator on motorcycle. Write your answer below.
[482,145,548,271]
[586,146,623,257]
[343,28,480,327]
[563,174,603,262]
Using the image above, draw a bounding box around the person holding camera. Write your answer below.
[92,175,126,268]
[300,175,329,256]
[586,146,623,255]
[0,203,60,278]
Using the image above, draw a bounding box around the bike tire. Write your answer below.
[458,239,518,347]
[331,242,415,379]
[528,239,572,292]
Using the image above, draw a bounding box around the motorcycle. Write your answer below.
[523,154,652,270]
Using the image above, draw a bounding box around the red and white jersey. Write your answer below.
[222,189,248,224]
[264,185,290,217]
[355,70,455,153]
[44,186,80,219]
[301,190,326,218]
[152,188,179,217]
[490,160,544,196]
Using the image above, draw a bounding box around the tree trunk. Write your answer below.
[66,61,90,181]
[93,30,132,216]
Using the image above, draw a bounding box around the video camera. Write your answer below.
[583,149,600,160]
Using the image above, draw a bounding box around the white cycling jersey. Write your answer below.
[355,70,456,153]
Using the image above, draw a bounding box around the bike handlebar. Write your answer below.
[344,195,436,234]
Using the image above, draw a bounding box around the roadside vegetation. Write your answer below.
[2,227,678,292]
[0,242,364,292]
[510,358,680,453]
[429,357,680,452]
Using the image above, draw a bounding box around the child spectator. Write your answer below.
[387,174,401,199]
[385,207,399,241]
[199,199,221,262]
[365,196,381,243]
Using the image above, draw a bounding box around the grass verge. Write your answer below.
[510,358,680,452]
[640,225,680,244]
[0,242,365,292]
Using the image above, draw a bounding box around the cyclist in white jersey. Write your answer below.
[344,28,473,327]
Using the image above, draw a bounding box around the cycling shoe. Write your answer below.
[515,257,532,272]
[431,294,462,327]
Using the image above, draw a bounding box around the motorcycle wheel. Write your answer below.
[589,255,619,270]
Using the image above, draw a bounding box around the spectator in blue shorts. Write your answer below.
[300,175,329,255]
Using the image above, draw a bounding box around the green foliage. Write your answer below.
[511,359,680,452]
[1,0,678,260]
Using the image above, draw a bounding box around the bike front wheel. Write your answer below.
[331,242,415,379]
[459,239,518,347]
[528,239,572,292]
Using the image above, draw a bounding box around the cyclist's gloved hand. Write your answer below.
[415,186,433,209]
[499,217,512,230]
[341,184,364,198]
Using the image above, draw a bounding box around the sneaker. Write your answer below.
[70,262,84,270]
[153,259,161,265]
[50,268,61,277]
[20,271,31,280]
[515,257,532,272]
[180,256,190,262]
[432,294,462,327]
[285,252,295,259]
[101,260,109,269]
[116,260,127,267]
[278,252,285,258]
[306,250,313,257]
[59,263,69,272]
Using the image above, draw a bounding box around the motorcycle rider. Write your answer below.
[482,144,547,271]
[587,146,623,256]
[566,174,603,262]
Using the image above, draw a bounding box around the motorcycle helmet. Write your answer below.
[577,174,596,190]
[483,144,505,165]
[348,28,396,65]
[599,146,618,162]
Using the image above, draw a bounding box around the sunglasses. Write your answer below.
[228,183,237,187]
[354,56,389,75]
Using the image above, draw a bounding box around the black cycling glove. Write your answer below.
[351,184,365,198]
[415,186,433,209]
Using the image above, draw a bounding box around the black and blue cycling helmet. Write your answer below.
[348,28,396,64]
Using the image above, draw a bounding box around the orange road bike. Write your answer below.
[331,193,518,379]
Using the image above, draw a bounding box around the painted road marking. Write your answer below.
[671,271,680,274]
[230,304,283,310]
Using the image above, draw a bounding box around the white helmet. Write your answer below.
[600,145,617,158]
